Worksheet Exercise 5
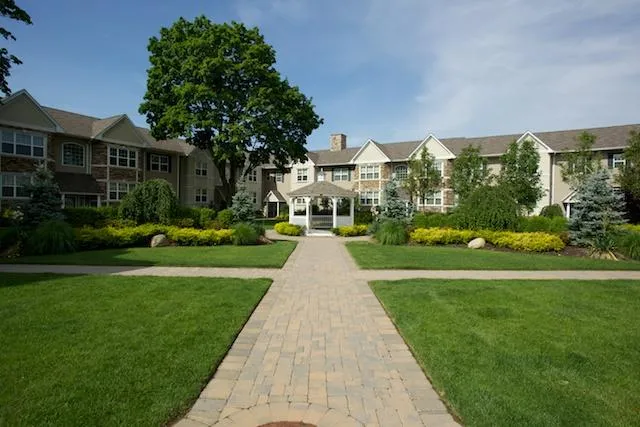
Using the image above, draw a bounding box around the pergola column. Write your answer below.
[332,197,338,228]
[305,196,311,230]
[288,198,294,221]
[350,197,355,226]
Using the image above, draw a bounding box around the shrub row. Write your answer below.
[410,227,565,252]
[75,225,234,250]
[63,206,225,229]
[274,222,303,236]
[412,212,568,234]
[332,225,368,237]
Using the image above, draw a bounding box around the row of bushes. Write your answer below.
[274,222,303,236]
[410,227,566,252]
[332,225,368,237]
[412,212,568,234]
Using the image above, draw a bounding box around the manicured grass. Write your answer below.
[371,279,640,426]
[0,273,270,426]
[346,242,640,270]
[2,241,297,268]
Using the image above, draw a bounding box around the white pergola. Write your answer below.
[287,181,357,230]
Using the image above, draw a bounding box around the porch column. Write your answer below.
[349,197,355,226]
[332,197,338,228]
[61,193,66,209]
[97,195,101,207]
[288,198,294,223]
[305,196,311,230]
[276,201,280,218]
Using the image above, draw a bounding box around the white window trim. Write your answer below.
[394,165,408,180]
[434,160,444,177]
[108,181,137,201]
[359,164,380,181]
[611,153,626,169]
[150,153,169,172]
[195,188,208,203]
[195,161,208,176]
[247,169,258,182]
[359,190,380,206]
[420,190,443,206]
[109,145,138,169]
[274,171,284,182]
[61,142,85,167]
[1,128,46,159]
[332,168,350,181]
[297,168,308,182]
[1,173,30,199]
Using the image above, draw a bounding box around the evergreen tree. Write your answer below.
[498,139,544,214]
[569,170,626,258]
[231,183,255,223]
[22,163,63,228]
[380,178,408,221]
[450,145,490,202]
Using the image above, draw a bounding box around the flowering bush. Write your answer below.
[274,222,303,236]
[332,225,368,237]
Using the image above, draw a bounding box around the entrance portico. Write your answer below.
[287,181,357,230]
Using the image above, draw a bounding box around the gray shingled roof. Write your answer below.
[307,147,360,165]
[288,181,357,198]
[535,124,640,152]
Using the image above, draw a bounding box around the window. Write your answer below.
[295,197,305,205]
[1,173,30,198]
[195,188,207,203]
[359,165,380,180]
[247,169,257,182]
[394,165,408,180]
[434,160,444,176]
[63,195,98,208]
[62,143,85,167]
[609,153,626,169]
[108,182,136,200]
[297,168,308,182]
[359,191,380,206]
[195,161,208,176]
[274,171,283,182]
[332,168,350,181]
[109,146,137,168]
[421,190,443,206]
[1,129,45,158]
[150,154,169,172]
[252,191,257,204]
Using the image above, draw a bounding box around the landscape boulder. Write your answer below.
[467,237,486,249]
[150,234,170,248]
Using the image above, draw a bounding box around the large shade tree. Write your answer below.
[450,144,490,202]
[561,131,601,190]
[1,0,32,97]
[140,17,323,205]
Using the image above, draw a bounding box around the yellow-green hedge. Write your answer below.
[274,222,303,236]
[332,225,368,237]
[622,224,640,233]
[75,224,234,250]
[410,227,565,252]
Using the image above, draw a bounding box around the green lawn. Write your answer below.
[0,273,270,426]
[347,242,640,270]
[371,279,640,427]
[2,241,297,268]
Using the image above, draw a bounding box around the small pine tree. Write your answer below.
[569,170,626,257]
[231,183,255,223]
[22,163,64,228]
[380,178,407,221]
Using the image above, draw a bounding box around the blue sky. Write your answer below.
[4,0,640,151]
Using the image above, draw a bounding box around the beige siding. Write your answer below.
[102,119,144,147]
[290,160,315,191]
[144,152,179,192]
[179,150,221,207]
[352,142,389,164]
[0,93,58,131]
[423,136,454,159]
[324,166,356,191]
[262,168,292,202]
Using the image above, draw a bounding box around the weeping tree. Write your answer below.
[139,17,323,207]
[569,170,626,259]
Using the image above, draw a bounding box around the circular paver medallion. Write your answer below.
[258,423,316,427]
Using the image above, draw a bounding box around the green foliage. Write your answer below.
[63,207,107,228]
[25,220,75,255]
[457,185,520,231]
[22,163,64,228]
[517,216,568,233]
[139,16,322,205]
[232,222,258,246]
[175,206,216,228]
[409,228,565,252]
[355,210,373,225]
[617,131,640,222]
[231,184,255,223]
[498,139,544,213]
[274,222,303,236]
[617,231,640,261]
[0,207,23,227]
[402,149,442,206]
[375,220,408,245]
[451,145,490,202]
[171,217,195,228]
[562,131,601,189]
[539,204,564,218]
[0,226,19,251]
[119,179,178,225]
[216,209,234,228]
[0,0,32,96]
[332,225,368,237]
[380,178,408,221]
[251,222,266,237]
[412,213,463,229]
[569,170,626,252]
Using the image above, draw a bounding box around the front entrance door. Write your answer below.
[267,202,278,218]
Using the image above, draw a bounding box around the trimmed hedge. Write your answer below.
[410,227,565,252]
[517,216,568,233]
[75,225,234,250]
[274,222,303,236]
[332,225,368,237]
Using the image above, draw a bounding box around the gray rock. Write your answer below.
[467,237,486,249]
[150,234,170,248]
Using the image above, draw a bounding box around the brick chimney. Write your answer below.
[330,133,347,151]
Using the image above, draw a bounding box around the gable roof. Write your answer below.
[288,180,357,198]
[534,124,639,152]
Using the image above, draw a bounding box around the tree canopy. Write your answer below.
[401,148,442,206]
[498,139,544,213]
[139,17,323,205]
[616,130,640,222]
[450,145,490,202]
[0,0,32,97]
[561,131,601,189]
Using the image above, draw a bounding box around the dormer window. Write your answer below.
[62,143,85,167]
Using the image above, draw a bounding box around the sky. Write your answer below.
[4,0,640,151]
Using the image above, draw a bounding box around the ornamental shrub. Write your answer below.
[25,220,75,255]
[540,204,564,218]
[22,164,64,228]
[63,207,107,228]
[332,225,368,237]
[274,222,303,236]
[171,217,195,228]
[0,227,19,251]
[232,222,259,245]
[217,209,234,228]
[617,230,640,260]
[231,184,255,223]
[119,179,178,224]
[412,213,461,229]
[376,220,408,245]
[251,222,266,237]
[379,179,408,221]
[355,210,373,225]
[457,185,520,231]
